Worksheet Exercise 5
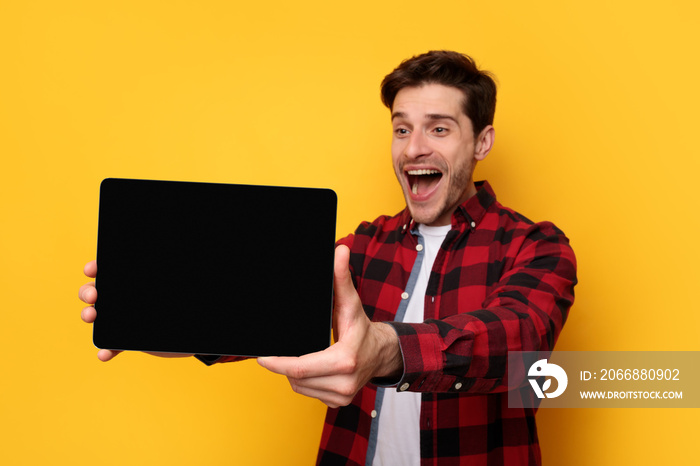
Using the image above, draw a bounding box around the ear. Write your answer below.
[474,125,495,161]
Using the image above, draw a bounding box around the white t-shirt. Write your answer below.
[372,224,451,466]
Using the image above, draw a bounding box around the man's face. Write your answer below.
[391,84,489,226]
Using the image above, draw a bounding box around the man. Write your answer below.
[80,51,577,465]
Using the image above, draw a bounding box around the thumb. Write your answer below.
[332,245,364,341]
[333,245,354,303]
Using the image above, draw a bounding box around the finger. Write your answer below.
[97,349,122,362]
[333,245,355,303]
[258,347,353,380]
[78,283,97,304]
[285,372,359,395]
[84,260,97,278]
[81,305,97,323]
[144,352,194,358]
[285,380,351,408]
[260,355,359,395]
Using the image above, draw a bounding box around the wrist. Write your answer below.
[371,322,403,379]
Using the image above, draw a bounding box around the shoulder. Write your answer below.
[484,200,576,278]
[461,180,567,247]
[483,195,569,244]
[463,185,576,277]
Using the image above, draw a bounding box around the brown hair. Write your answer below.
[380,50,497,136]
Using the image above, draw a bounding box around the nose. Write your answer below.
[404,130,431,159]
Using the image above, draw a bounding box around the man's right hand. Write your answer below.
[79,260,192,361]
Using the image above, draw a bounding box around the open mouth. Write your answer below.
[406,168,443,197]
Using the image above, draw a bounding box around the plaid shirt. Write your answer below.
[317,181,577,466]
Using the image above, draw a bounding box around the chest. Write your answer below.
[356,230,514,322]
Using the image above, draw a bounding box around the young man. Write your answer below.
[80,51,577,465]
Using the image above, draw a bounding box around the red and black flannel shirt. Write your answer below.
[317,181,577,466]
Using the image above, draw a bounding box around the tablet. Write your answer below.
[93,178,337,357]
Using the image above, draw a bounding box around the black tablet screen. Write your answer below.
[94,178,336,357]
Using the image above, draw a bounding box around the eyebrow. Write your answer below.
[426,113,459,124]
[391,112,459,125]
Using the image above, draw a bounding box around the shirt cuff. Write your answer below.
[384,320,466,392]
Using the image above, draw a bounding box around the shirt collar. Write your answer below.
[402,180,496,234]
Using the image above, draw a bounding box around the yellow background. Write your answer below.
[1,1,698,464]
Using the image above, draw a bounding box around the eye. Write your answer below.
[434,127,448,134]
[394,128,409,137]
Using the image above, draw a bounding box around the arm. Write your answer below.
[387,222,577,393]
[255,222,575,405]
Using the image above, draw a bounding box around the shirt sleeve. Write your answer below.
[385,221,577,394]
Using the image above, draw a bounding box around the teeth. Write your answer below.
[407,169,440,175]
[412,183,418,194]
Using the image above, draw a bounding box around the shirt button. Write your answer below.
[399,383,410,391]
[470,221,476,228]
[371,409,377,418]
[416,244,423,252]
[401,292,409,300]
[454,382,463,390]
